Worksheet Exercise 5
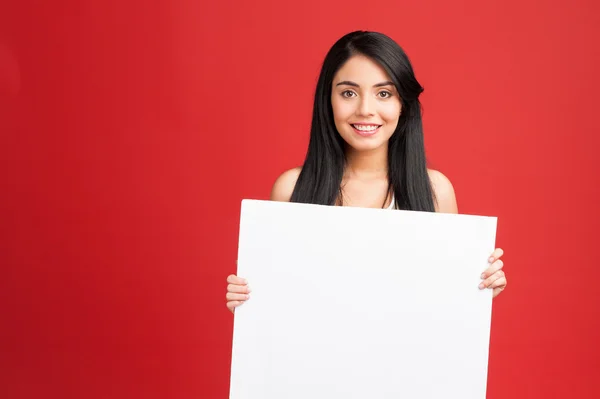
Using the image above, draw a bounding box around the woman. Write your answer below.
[226,31,507,312]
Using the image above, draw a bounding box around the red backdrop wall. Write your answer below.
[1,1,599,398]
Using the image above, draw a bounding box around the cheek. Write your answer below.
[381,102,402,123]
[331,98,353,122]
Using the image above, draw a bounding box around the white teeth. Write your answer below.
[353,124,379,131]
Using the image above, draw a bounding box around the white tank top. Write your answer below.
[387,195,396,210]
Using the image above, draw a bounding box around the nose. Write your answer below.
[356,95,375,117]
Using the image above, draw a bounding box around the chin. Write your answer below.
[340,132,391,152]
[345,138,388,152]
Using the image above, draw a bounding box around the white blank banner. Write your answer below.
[230,200,497,399]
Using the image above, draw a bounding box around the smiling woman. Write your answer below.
[225,30,507,311]
[288,31,435,211]
[333,62,400,154]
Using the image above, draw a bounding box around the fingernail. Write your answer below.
[479,283,485,289]
[246,294,250,300]
[247,286,252,293]
[480,273,485,279]
[488,257,494,263]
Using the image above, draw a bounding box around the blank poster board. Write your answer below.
[230,200,497,399]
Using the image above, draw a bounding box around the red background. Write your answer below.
[1,1,599,398]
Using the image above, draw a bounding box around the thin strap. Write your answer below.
[387,196,395,209]
[386,192,395,210]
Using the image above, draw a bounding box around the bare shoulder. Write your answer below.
[270,167,302,202]
[427,169,458,214]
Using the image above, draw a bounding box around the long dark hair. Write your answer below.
[290,31,436,212]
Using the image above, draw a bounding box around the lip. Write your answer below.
[350,123,381,137]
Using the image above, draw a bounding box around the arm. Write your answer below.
[428,169,458,214]
[270,167,302,202]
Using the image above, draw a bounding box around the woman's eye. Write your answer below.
[378,91,392,98]
[342,90,356,98]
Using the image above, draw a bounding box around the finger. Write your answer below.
[227,274,248,285]
[479,270,505,290]
[488,248,504,263]
[493,278,507,298]
[490,276,507,289]
[226,292,250,301]
[228,283,251,294]
[493,287,504,298]
[481,260,504,279]
[227,301,244,312]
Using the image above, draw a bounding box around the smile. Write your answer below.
[351,124,381,136]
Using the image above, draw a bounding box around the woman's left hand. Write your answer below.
[479,248,507,298]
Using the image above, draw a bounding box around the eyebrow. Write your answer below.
[335,80,395,88]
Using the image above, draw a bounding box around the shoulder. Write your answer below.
[270,167,302,202]
[427,169,458,214]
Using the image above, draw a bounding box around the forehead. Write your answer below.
[333,54,392,84]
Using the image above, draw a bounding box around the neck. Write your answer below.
[344,143,389,179]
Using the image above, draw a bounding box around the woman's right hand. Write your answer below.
[226,274,251,313]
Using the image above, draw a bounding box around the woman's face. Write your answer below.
[331,54,402,152]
